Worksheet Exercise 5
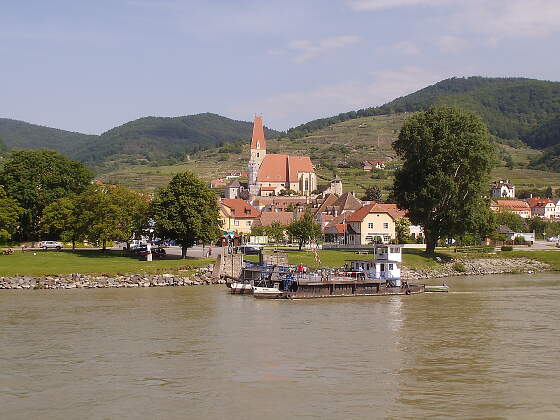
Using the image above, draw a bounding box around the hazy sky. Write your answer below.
[2,0,559,134]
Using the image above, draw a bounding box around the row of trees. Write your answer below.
[251,211,323,250]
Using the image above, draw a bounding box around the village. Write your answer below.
[211,116,560,249]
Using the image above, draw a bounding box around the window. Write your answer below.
[368,222,374,229]
[246,221,252,226]
[390,247,401,253]
[383,222,389,229]
[389,263,394,270]
[257,152,260,157]
[234,220,239,226]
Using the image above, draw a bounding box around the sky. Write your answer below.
[1,0,560,134]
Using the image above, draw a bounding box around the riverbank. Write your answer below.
[402,257,550,280]
[0,265,224,290]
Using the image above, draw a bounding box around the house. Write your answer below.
[252,211,299,228]
[247,116,317,196]
[251,196,311,212]
[224,180,248,199]
[491,200,531,218]
[344,203,406,244]
[210,178,226,189]
[362,160,385,172]
[315,176,343,196]
[526,197,556,218]
[491,180,515,198]
[554,198,560,218]
[313,192,362,226]
[219,198,261,234]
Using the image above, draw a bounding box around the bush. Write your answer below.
[501,245,513,251]
[452,262,466,272]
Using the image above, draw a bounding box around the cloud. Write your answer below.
[281,35,361,63]
[229,66,444,129]
[347,0,449,11]
[436,35,471,54]
[382,40,421,56]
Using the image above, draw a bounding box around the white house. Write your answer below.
[347,245,403,286]
[491,180,515,198]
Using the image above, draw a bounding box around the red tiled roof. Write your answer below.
[526,197,554,208]
[221,198,261,219]
[257,154,314,183]
[250,116,266,150]
[346,203,406,222]
[253,211,298,227]
[496,200,530,210]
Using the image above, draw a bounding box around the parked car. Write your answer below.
[547,236,558,242]
[39,241,63,250]
[238,244,262,255]
[137,247,167,259]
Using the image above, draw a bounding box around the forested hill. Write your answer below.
[0,118,97,157]
[288,77,560,148]
[0,113,280,166]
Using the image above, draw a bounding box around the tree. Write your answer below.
[545,186,553,198]
[494,211,526,232]
[106,187,150,250]
[0,186,23,242]
[267,222,286,243]
[395,217,411,243]
[151,171,221,258]
[287,210,322,250]
[41,196,85,250]
[0,150,93,240]
[362,185,382,202]
[392,106,495,254]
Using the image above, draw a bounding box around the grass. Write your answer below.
[0,250,214,277]
[250,248,447,270]
[506,250,560,270]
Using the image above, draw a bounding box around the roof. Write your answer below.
[346,203,406,222]
[257,154,314,183]
[314,194,339,214]
[496,225,514,234]
[526,197,554,208]
[253,211,298,227]
[250,116,266,150]
[221,198,261,219]
[495,200,530,210]
[333,192,362,212]
[226,180,242,188]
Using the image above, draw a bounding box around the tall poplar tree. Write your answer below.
[393,106,495,254]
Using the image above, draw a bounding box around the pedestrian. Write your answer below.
[208,247,212,257]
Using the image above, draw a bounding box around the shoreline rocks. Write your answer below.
[0,265,226,290]
[401,257,550,280]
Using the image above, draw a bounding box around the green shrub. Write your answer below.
[501,245,513,251]
[452,262,466,272]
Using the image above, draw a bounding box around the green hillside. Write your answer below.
[288,77,560,148]
[0,113,280,167]
[0,118,96,158]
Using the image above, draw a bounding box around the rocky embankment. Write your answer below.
[0,266,225,290]
[402,257,550,280]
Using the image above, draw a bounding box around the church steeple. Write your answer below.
[250,115,266,151]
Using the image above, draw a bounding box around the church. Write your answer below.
[248,116,317,197]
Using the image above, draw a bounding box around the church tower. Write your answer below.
[248,116,266,196]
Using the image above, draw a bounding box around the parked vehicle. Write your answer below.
[238,244,262,255]
[39,241,63,250]
[137,247,167,259]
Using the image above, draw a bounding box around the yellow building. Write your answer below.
[345,203,405,244]
[219,198,261,234]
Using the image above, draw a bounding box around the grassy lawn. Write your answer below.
[251,248,446,270]
[0,250,214,277]
[505,250,560,270]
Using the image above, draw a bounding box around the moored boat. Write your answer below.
[229,282,253,294]
[425,285,449,293]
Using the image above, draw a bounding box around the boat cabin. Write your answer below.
[347,244,402,286]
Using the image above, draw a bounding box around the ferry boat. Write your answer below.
[238,245,427,300]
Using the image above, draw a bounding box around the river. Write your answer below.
[1,273,560,419]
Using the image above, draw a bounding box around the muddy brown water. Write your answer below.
[1,274,560,419]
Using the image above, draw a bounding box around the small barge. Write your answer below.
[232,244,432,300]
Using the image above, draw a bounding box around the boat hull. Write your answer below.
[253,286,283,299]
[230,283,253,295]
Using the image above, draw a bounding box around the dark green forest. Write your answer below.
[287,77,560,149]
[0,113,280,167]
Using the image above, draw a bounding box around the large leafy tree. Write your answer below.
[287,210,322,251]
[395,217,411,243]
[362,185,382,202]
[41,196,86,250]
[0,149,93,240]
[0,186,23,242]
[151,171,221,258]
[105,187,150,250]
[393,106,495,254]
